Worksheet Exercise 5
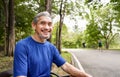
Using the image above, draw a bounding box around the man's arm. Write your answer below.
[61,62,92,77]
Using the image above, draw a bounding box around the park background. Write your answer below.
[0,0,120,75]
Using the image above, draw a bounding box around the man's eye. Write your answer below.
[41,22,45,25]
[48,23,52,26]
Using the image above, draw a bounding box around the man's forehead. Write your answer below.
[39,16,52,22]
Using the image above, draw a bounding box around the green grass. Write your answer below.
[51,51,72,76]
[0,56,13,72]
[61,51,72,63]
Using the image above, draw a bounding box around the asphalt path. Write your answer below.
[65,49,120,77]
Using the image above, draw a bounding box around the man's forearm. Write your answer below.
[61,62,92,77]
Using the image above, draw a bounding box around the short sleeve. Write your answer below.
[13,42,28,77]
[52,46,66,67]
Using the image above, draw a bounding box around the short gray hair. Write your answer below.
[32,11,52,24]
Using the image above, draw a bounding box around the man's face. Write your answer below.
[33,16,53,39]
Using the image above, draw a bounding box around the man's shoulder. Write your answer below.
[46,41,55,47]
[16,36,31,45]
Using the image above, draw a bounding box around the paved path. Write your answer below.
[64,49,120,77]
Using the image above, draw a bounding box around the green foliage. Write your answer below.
[62,39,77,48]
[0,1,5,45]
[15,1,36,41]
[51,21,84,48]
[52,0,60,14]
[110,0,120,28]
[83,1,120,49]
[0,0,120,49]
[75,34,83,48]
[109,34,120,49]
[85,21,101,48]
[61,51,71,63]
[62,32,83,48]
[51,22,68,45]
[95,3,119,49]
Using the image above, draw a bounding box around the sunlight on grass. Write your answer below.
[0,56,13,72]
[51,51,72,76]
[61,51,72,63]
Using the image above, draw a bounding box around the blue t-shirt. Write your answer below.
[13,36,66,77]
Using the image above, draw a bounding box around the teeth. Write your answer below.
[43,31,49,34]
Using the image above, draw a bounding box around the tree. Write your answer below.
[56,0,67,53]
[7,0,15,56]
[83,1,102,48]
[15,2,35,41]
[85,21,101,48]
[110,0,120,28]
[2,0,9,55]
[84,1,119,49]
[2,0,15,56]
[0,0,5,47]
[52,22,68,46]
[95,3,119,49]
[45,0,52,13]
[45,0,52,42]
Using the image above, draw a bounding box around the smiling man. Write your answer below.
[13,11,92,77]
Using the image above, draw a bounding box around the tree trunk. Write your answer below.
[2,0,9,56]
[105,40,109,49]
[57,0,67,53]
[8,0,15,56]
[104,21,112,49]
[58,16,63,53]
[56,24,59,49]
[45,0,52,14]
[45,0,52,42]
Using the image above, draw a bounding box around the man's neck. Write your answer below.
[32,34,46,43]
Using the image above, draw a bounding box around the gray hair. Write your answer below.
[32,11,52,24]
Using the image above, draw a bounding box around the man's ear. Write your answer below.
[32,22,36,30]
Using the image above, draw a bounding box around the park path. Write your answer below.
[64,49,120,77]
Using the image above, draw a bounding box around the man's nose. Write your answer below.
[44,24,50,29]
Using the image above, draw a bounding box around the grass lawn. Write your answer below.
[51,51,72,76]
[0,52,13,72]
